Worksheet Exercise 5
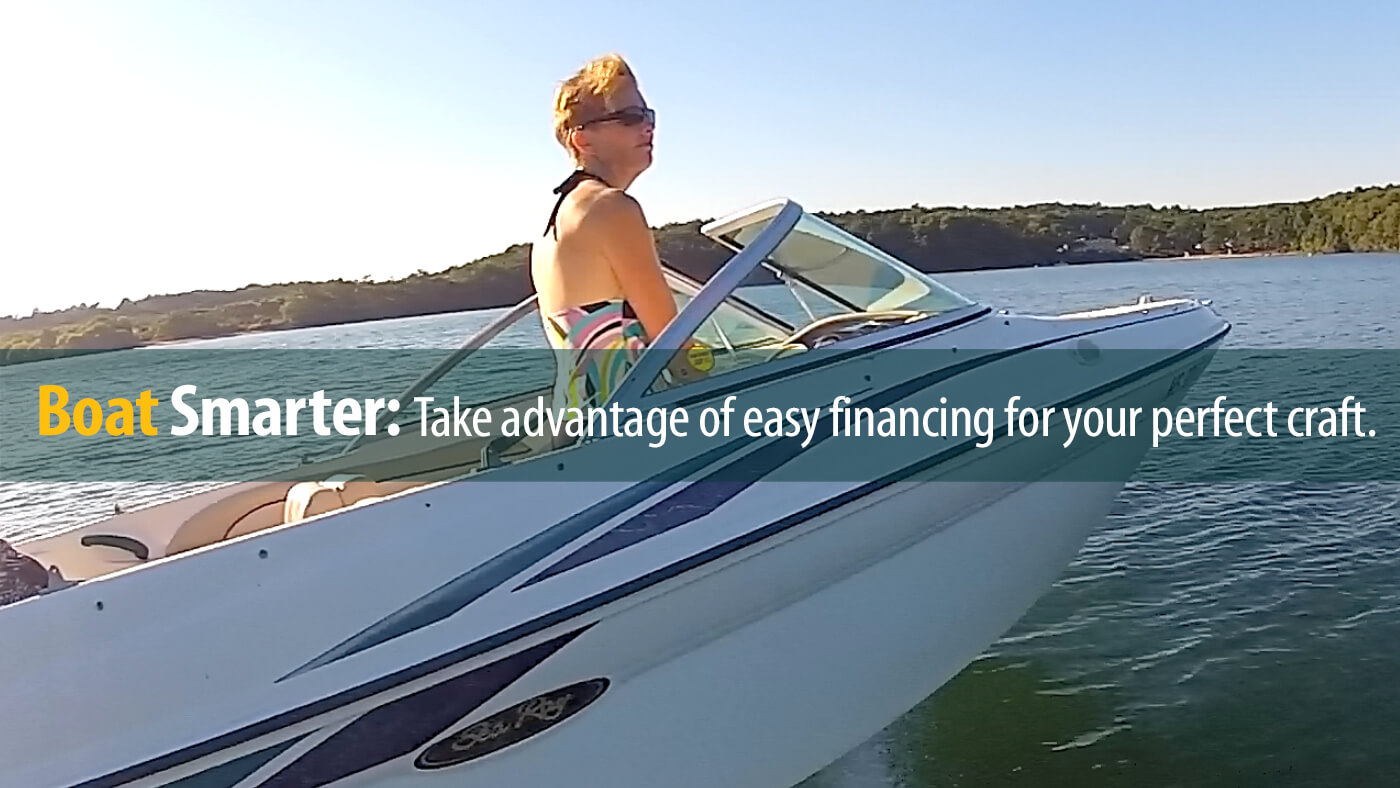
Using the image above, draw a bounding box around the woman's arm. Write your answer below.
[589,192,710,384]
[588,190,677,342]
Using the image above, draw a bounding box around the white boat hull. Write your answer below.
[13,477,1122,788]
[0,340,1215,788]
[2,291,1228,787]
[393,478,1120,788]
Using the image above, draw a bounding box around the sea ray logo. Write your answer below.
[414,678,610,769]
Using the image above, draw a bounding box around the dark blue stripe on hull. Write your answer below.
[495,332,1228,672]
[254,627,586,787]
[278,436,751,683]
[518,309,1212,588]
[159,736,307,788]
[294,309,1174,669]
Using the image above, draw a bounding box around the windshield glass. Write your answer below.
[357,270,794,440]
[673,287,792,351]
[725,212,975,316]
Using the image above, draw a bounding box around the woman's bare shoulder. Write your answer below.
[574,184,646,231]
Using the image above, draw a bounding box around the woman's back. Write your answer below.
[531,175,628,318]
[532,171,655,413]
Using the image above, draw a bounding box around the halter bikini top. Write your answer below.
[543,169,605,239]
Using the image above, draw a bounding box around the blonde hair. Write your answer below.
[553,53,637,163]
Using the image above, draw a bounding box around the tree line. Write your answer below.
[3,184,1396,356]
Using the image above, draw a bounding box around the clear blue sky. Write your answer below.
[3,0,1397,317]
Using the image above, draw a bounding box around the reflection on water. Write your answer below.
[888,654,1179,787]
[804,484,1400,788]
[798,654,1170,788]
[811,580,1400,788]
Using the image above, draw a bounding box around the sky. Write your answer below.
[1,0,1397,317]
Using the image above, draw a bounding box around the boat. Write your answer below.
[2,198,1229,788]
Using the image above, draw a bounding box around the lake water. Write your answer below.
[4,252,1397,786]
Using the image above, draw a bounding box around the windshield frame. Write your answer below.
[605,199,990,411]
[702,199,977,318]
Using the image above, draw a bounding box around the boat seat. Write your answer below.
[281,475,419,525]
[163,476,422,557]
[165,482,298,556]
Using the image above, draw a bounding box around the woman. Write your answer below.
[533,53,705,418]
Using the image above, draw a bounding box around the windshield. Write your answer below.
[671,279,793,351]
[345,269,794,447]
[721,211,975,317]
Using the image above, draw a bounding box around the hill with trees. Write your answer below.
[3,184,1396,356]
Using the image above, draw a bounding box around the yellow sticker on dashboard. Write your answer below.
[687,345,714,372]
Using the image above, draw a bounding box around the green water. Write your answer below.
[804,253,1400,787]
[4,253,1396,786]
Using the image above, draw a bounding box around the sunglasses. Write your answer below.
[577,106,655,129]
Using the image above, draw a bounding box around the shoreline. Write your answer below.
[1158,250,1279,262]
[6,250,1386,364]
[6,182,1395,351]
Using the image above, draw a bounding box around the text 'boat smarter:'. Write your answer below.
[3,199,1229,788]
